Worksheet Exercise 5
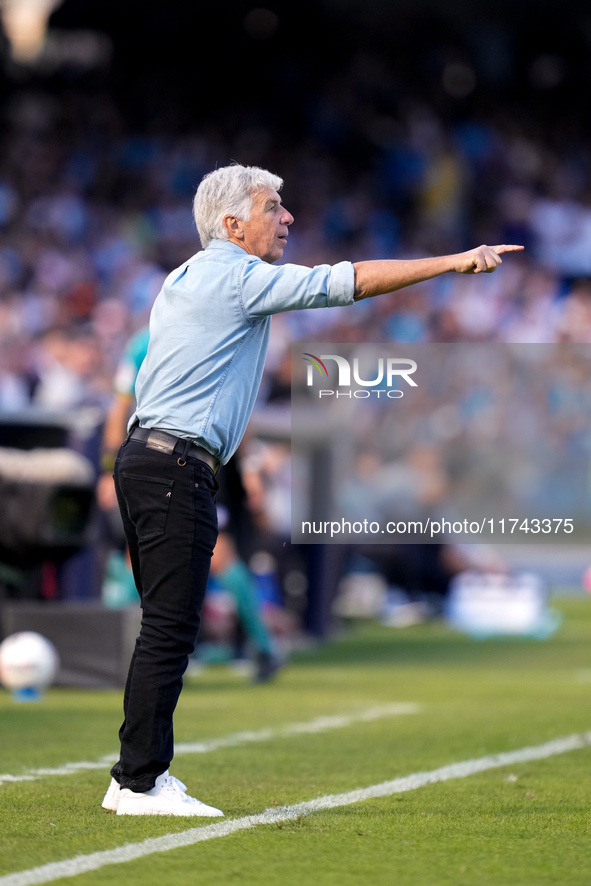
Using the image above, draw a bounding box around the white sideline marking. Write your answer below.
[2,730,591,886]
[0,703,419,786]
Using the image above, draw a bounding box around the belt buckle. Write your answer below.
[145,430,176,455]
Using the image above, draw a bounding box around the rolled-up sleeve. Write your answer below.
[239,258,355,319]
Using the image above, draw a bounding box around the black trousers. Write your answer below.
[110,435,219,792]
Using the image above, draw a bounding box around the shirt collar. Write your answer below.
[207,239,250,256]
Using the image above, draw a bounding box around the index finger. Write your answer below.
[492,245,525,255]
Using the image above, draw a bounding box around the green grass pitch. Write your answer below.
[1,595,591,885]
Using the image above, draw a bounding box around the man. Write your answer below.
[102,163,522,817]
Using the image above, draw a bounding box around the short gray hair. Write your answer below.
[193,164,284,248]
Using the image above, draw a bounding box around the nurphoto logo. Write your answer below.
[302,352,417,399]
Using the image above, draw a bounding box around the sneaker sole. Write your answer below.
[117,804,223,817]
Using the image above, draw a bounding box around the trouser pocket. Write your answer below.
[120,473,175,541]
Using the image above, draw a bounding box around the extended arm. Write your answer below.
[353,244,524,301]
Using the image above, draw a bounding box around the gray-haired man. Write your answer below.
[102,163,522,816]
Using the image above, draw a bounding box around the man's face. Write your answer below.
[231,188,294,263]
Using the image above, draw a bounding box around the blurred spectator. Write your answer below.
[31,326,108,410]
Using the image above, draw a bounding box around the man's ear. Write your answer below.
[223,215,244,240]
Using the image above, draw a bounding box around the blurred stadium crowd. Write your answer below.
[1,2,591,640]
[2,32,591,415]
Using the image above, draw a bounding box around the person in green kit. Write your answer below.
[97,326,281,683]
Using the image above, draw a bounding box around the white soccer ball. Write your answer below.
[0,631,59,691]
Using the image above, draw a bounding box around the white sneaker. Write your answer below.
[116,772,224,817]
[101,771,188,813]
[101,777,121,812]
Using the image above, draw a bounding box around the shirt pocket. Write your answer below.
[120,473,175,541]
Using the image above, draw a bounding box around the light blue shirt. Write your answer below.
[131,239,355,464]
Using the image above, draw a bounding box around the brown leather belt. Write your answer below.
[130,426,219,474]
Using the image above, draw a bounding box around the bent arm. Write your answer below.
[353,244,524,301]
